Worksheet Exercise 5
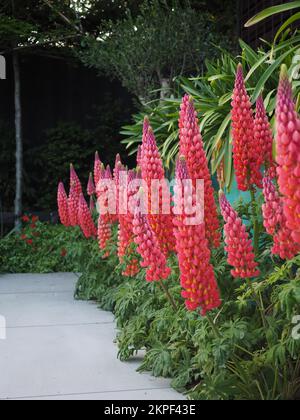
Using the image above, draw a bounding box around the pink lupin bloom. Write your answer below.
[219,192,260,279]
[118,169,140,277]
[89,196,95,212]
[57,182,70,226]
[78,194,97,239]
[179,95,221,248]
[70,164,82,197]
[262,176,284,236]
[94,151,103,189]
[137,145,142,167]
[173,157,221,315]
[87,173,96,196]
[254,96,276,178]
[68,185,79,226]
[276,65,300,244]
[231,64,262,191]
[97,214,112,257]
[68,164,82,226]
[133,202,171,283]
[114,154,125,218]
[262,176,300,260]
[140,118,175,254]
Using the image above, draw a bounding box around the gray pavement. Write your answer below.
[0,273,185,401]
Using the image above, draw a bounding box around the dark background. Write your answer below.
[0,0,293,217]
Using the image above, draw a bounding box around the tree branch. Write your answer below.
[41,0,82,33]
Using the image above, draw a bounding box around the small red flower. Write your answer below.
[21,234,27,240]
[61,248,67,258]
[31,216,39,223]
[26,239,33,246]
[22,216,30,223]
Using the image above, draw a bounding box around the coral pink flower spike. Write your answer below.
[57,182,70,226]
[133,191,171,283]
[87,173,96,196]
[262,175,300,260]
[179,95,221,248]
[68,164,82,226]
[219,192,260,279]
[97,215,111,257]
[94,151,103,190]
[70,164,82,196]
[276,65,300,245]
[173,157,221,315]
[140,118,175,254]
[118,170,140,277]
[231,64,262,191]
[254,95,276,178]
[78,194,97,239]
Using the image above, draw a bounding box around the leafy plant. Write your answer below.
[121,37,300,188]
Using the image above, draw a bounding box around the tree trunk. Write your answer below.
[160,78,170,102]
[13,51,23,230]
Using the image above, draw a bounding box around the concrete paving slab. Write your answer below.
[16,388,186,400]
[0,291,114,327]
[0,273,77,294]
[0,273,184,401]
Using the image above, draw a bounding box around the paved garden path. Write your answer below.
[0,273,185,400]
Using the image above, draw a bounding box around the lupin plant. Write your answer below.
[231,64,262,192]
[94,151,103,190]
[173,157,221,315]
[276,65,300,245]
[87,173,96,196]
[262,175,300,260]
[57,182,70,226]
[179,95,221,248]
[254,96,276,178]
[219,191,260,279]
[140,118,175,254]
[132,189,171,283]
[78,194,97,239]
[117,169,140,277]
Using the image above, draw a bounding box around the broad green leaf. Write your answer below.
[274,12,300,44]
[245,2,300,27]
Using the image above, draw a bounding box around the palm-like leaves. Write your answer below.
[122,38,300,189]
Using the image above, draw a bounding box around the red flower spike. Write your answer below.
[70,164,82,196]
[90,196,95,212]
[137,145,142,168]
[94,151,103,190]
[173,157,221,315]
[78,194,97,239]
[140,118,175,254]
[68,185,79,226]
[276,65,300,245]
[231,64,262,191]
[57,182,70,226]
[219,192,260,279]
[87,173,96,196]
[118,169,141,277]
[97,215,112,256]
[179,95,221,248]
[254,96,276,178]
[262,175,300,260]
[133,197,171,283]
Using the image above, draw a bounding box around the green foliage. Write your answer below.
[0,217,83,273]
[121,37,300,187]
[78,0,233,100]
[1,218,300,400]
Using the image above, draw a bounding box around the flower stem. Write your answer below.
[159,280,178,312]
[250,188,259,256]
[206,313,221,339]
[246,278,269,342]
